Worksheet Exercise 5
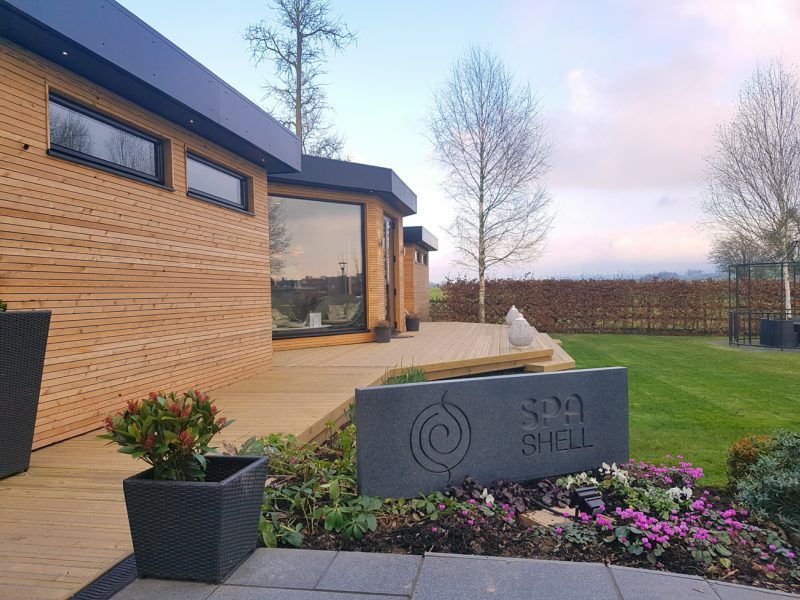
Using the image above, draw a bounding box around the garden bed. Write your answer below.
[227,427,800,594]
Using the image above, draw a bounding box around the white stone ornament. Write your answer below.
[508,316,534,348]
[505,305,522,325]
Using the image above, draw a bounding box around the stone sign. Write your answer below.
[355,367,628,498]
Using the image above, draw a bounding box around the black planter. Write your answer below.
[0,310,51,479]
[375,326,392,343]
[406,317,420,332]
[123,455,269,582]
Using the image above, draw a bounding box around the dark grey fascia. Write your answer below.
[270,155,418,216]
[403,226,438,252]
[0,0,301,173]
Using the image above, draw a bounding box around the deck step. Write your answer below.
[523,358,576,373]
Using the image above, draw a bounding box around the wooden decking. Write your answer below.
[0,323,573,600]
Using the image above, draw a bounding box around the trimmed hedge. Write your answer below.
[431,278,786,336]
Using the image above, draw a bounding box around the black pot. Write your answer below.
[123,455,269,582]
[375,326,392,343]
[406,317,420,332]
[0,310,51,479]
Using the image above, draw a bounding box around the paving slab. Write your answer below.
[413,553,618,600]
[210,587,407,600]
[111,578,218,600]
[611,565,717,599]
[316,551,421,595]
[712,581,800,600]
[224,548,337,589]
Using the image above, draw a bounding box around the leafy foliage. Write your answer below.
[726,435,774,487]
[233,426,382,547]
[0,299,6,312]
[431,277,790,335]
[99,390,230,481]
[736,430,800,540]
[381,366,428,386]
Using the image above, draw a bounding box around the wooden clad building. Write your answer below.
[0,0,431,449]
[403,226,438,321]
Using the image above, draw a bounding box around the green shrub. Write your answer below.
[736,430,800,540]
[0,299,6,312]
[99,390,230,481]
[382,365,428,385]
[726,435,774,486]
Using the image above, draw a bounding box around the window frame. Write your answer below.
[269,194,369,339]
[186,152,250,211]
[47,93,165,186]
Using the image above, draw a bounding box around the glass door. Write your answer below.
[383,215,397,329]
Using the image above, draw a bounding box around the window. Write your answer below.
[48,95,163,183]
[187,153,248,209]
[415,249,428,266]
[269,196,366,338]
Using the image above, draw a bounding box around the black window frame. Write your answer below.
[186,152,250,211]
[269,194,369,339]
[47,93,165,186]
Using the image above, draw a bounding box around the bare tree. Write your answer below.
[703,59,800,313]
[49,107,92,154]
[244,0,355,157]
[708,230,769,271]
[105,129,154,175]
[428,46,553,323]
[268,198,292,278]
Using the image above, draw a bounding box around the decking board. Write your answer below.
[0,323,573,600]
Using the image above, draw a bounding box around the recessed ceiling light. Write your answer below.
[61,51,68,56]
[189,119,194,124]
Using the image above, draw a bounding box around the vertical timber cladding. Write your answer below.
[269,182,406,352]
[355,368,629,498]
[0,39,273,448]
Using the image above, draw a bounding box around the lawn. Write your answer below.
[557,334,800,487]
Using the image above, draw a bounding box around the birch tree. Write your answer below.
[244,0,355,157]
[704,59,800,313]
[428,46,553,323]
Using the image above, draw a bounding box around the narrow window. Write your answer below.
[186,153,248,209]
[48,95,163,183]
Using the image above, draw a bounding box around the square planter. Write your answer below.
[0,310,51,479]
[123,455,269,582]
[375,326,392,343]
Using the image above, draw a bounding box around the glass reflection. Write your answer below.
[270,196,365,336]
[49,99,157,177]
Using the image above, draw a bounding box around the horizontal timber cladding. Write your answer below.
[403,244,431,321]
[0,39,273,448]
[269,182,405,352]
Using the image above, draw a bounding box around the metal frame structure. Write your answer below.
[728,242,800,347]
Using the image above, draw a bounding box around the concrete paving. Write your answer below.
[111,549,799,600]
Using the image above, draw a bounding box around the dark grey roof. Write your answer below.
[270,155,417,216]
[0,0,301,173]
[403,226,438,251]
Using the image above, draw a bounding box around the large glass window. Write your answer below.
[48,95,162,183]
[187,153,248,209]
[270,196,366,337]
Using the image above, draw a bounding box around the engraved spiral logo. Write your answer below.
[410,391,471,479]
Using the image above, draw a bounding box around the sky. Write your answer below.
[119,0,800,281]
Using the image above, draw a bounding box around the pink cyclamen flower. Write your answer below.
[467,519,475,526]
[769,544,777,552]
[766,564,775,572]
[438,503,446,511]
[555,527,563,535]
[431,527,438,533]
[469,499,476,505]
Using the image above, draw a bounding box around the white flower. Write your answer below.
[485,494,495,506]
